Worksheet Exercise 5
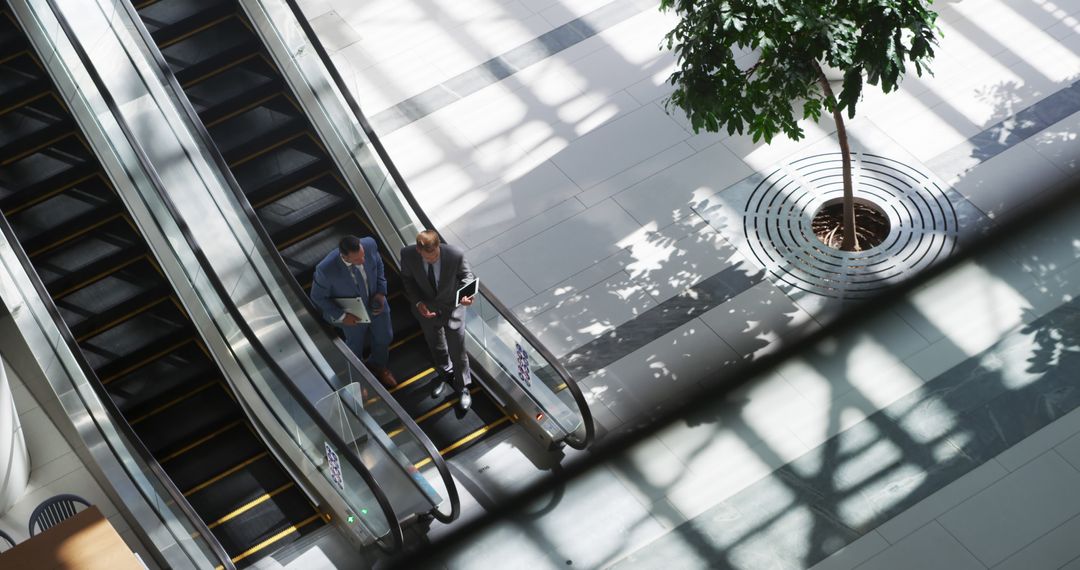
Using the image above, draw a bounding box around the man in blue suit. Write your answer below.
[311,235,397,388]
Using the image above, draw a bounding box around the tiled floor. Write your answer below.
[295,0,1080,567]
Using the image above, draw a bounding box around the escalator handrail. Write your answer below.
[113,0,460,525]
[41,0,404,552]
[278,0,595,449]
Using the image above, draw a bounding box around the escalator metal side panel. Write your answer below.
[0,208,209,570]
[9,0,376,545]
[22,0,428,549]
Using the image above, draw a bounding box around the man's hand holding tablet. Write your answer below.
[456,278,479,307]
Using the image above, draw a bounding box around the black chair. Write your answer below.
[28,494,91,536]
[0,528,14,552]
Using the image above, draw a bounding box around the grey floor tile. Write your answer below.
[995,408,1080,472]
[1055,431,1080,473]
[876,459,1009,544]
[699,280,819,359]
[951,142,1067,220]
[475,256,536,310]
[939,451,1080,567]
[856,522,985,570]
[810,531,890,570]
[994,512,1080,570]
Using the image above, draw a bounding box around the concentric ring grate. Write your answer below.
[742,152,960,299]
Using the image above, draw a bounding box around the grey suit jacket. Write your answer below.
[399,243,474,328]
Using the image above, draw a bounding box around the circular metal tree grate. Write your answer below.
[743,152,960,299]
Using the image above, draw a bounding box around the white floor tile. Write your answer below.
[474,256,536,309]
[551,105,689,190]
[525,269,655,356]
[622,214,745,302]
[614,140,754,228]
[1030,109,1080,174]
[466,197,586,265]
[500,199,642,291]
[514,249,633,321]
[447,161,582,248]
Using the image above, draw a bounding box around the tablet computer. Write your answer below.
[456,278,479,307]
[333,297,372,323]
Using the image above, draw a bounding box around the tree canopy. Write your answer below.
[660,0,940,143]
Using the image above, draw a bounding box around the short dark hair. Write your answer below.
[339,235,363,255]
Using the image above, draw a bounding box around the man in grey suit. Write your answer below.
[399,230,476,411]
[311,235,397,389]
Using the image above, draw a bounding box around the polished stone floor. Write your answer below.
[298,0,1080,567]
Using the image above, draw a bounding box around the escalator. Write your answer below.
[133,0,511,460]
[0,6,322,566]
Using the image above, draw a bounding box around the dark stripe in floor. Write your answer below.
[554,78,1080,380]
[612,292,1080,568]
[370,0,658,133]
[560,264,764,379]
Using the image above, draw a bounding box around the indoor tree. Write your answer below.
[661,0,940,250]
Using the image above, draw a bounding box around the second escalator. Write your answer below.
[134,0,511,460]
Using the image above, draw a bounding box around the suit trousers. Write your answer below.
[341,308,392,369]
[418,316,471,392]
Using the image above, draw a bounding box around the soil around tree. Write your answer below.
[812,201,890,251]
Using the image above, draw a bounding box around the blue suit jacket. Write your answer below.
[310,237,388,323]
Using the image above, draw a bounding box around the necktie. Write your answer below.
[427,262,437,291]
[349,265,369,302]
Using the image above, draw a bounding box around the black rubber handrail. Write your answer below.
[40,0,404,552]
[280,0,595,449]
[113,0,460,525]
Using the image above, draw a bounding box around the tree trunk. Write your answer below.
[813,61,857,251]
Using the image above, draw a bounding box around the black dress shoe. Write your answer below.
[431,381,449,399]
[458,389,472,412]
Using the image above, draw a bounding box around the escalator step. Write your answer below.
[32,218,144,294]
[108,342,214,416]
[7,176,113,245]
[232,135,328,206]
[188,57,278,120]
[211,485,317,563]
[0,55,46,106]
[136,382,239,456]
[258,179,349,244]
[210,96,306,163]
[60,265,170,338]
[388,335,437,389]
[79,304,189,372]
[0,96,69,155]
[163,17,257,82]
[138,0,233,43]
[164,422,264,492]
[0,138,93,209]
[408,388,507,454]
